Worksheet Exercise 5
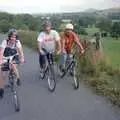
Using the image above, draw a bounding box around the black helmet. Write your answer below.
[8,28,18,39]
[42,20,52,27]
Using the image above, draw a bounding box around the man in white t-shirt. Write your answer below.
[37,20,61,69]
[0,29,24,98]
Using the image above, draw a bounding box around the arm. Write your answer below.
[37,41,44,53]
[61,37,66,53]
[17,40,24,63]
[0,48,4,64]
[37,33,44,54]
[0,40,6,64]
[18,46,24,60]
[56,40,61,54]
[54,31,62,54]
[74,34,84,53]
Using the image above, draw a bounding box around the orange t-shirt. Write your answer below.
[60,31,80,53]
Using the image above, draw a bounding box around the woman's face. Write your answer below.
[9,35,17,43]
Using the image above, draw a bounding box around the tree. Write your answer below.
[110,22,120,39]
[96,18,112,32]
[0,20,12,33]
[74,25,88,35]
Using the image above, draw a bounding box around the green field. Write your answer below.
[85,28,120,69]
[103,37,120,69]
[85,27,99,36]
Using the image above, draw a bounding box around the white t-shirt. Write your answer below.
[37,30,60,52]
[0,39,22,49]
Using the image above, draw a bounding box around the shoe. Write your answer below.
[58,66,65,77]
[0,89,4,99]
[69,71,74,76]
[17,78,21,86]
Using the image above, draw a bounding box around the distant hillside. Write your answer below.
[32,6,120,20]
[84,8,99,13]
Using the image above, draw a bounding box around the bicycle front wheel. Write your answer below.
[73,62,79,90]
[14,90,20,112]
[9,72,20,112]
[47,65,56,92]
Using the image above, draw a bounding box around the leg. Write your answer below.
[59,53,67,70]
[39,53,46,69]
[0,69,6,98]
[68,54,74,75]
[12,55,21,86]
[11,63,21,86]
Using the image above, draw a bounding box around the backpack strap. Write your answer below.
[6,39,18,48]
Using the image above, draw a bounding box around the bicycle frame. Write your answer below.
[41,51,55,77]
[61,54,76,78]
[39,50,56,92]
[1,54,20,112]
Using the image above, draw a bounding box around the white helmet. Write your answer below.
[65,23,74,30]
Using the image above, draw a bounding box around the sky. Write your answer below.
[0,0,120,13]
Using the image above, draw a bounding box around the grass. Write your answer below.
[78,29,120,107]
[19,29,120,108]
[18,30,38,50]
[103,37,120,69]
[85,27,99,36]
[84,27,120,69]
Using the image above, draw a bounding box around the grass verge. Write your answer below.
[19,30,120,108]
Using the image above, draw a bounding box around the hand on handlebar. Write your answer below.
[80,49,85,55]
[0,58,3,65]
[20,57,25,64]
[56,50,61,55]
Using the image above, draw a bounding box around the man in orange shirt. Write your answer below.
[59,23,85,72]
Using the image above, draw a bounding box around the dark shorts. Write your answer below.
[1,48,20,71]
[1,55,19,71]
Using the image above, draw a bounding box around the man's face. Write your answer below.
[44,25,51,33]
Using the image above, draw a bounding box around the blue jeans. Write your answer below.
[59,53,73,69]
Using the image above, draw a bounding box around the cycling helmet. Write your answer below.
[8,28,18,39]
[65,23,74,30]
[42,20,52,27]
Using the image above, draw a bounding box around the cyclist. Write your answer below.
[37,20,61,70]
[59,23,85,72]
[0,29,24,98]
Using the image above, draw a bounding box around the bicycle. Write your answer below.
[1,54,21,112]
[59,53,79,90]
[39,49,56,92]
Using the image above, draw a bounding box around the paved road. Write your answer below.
[0,45,120,120]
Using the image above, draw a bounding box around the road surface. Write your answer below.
[0,35,120,120]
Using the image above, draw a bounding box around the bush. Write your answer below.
[0,20,12,33]
[18,30,38,50]
[75,39,120,107]
[19,30,120,108]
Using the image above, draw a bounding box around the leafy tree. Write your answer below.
[110,22,120,39]
[0,20,12,33]
[96,18,112,32]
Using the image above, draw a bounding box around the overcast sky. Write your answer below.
[0,0,119,13]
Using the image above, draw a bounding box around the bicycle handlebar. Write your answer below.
[0,54,25,66]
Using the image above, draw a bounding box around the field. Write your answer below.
[103,37,120,69]
[85,27,99,36]
[18,29,120,107]
[85,28,120,69]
